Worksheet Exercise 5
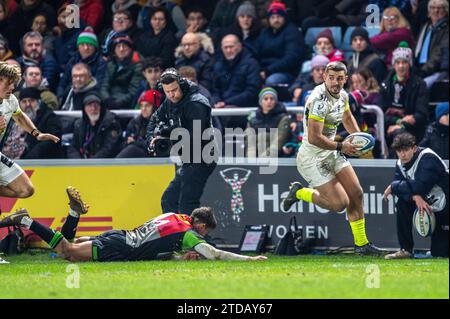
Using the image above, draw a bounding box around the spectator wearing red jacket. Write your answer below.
[370,6,415,67]
[76,0,104,32]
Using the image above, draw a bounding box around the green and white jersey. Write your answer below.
[300,83,350,158]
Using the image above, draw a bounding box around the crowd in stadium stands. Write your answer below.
[0,0,448,160]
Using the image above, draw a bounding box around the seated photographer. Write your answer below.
[145,68,217,216]
[116,89,162,158]
[67,92,122,159]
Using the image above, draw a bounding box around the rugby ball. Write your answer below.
[344,132,375,155]
[413,208,436,237]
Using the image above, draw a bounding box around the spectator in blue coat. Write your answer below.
[255,1,303,87]
[212,34,261,129]
[57,28,107,101]
[16,31,59,92]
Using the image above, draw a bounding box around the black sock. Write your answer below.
[61,215,80,241]
[29,221,64,249]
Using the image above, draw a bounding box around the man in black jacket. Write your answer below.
[380,43,429,156]
[19,87,62,159]
[419,102,449,159]
[146,68,217,215]
[67,92,122,159]
[383,133,449,258]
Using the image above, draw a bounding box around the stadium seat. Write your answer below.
[304,27,342,49]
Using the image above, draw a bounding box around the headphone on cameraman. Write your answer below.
[156,68,190,94]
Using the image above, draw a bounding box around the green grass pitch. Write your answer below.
[1,252,448,299]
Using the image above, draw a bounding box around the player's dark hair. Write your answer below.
[142,56,164,71]
[191,207,217,230]
[391,132,416,151]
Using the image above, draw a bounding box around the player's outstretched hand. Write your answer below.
[37,133,60,143]
[250,255,268,261]
[182,251,201,261]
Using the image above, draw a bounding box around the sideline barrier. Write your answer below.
[2,158,443,250]
[55,105,388,158]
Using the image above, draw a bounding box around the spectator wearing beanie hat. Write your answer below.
[56,27,107,102]
[67,90,122,159]
[380,42,429,155]
[209,0,245,38]
[116,89,162,158]
[216,1,261,57]
[315,28,344,63]
[246,86,291,157]
[100,35,143,109]
[16,87,63,159]
[347,27,387,84]
[289,55,329,105]
[420,102,449,159]
[255,1,304,86]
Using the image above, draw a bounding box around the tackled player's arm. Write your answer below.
[194,243,267,261]
[342,100,360,134]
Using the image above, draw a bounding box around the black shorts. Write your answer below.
[91,230,132,262]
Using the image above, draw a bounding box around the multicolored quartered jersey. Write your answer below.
[301,83,350,157]
[124,213,206,260]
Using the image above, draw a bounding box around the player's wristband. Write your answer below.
[336,142,343,151]
[30,129,41,137]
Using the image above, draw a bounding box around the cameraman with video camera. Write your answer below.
[146,68,217,216]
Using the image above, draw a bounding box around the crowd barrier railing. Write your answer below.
[55,104,387,158]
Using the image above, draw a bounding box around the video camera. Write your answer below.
[148,120,177,157]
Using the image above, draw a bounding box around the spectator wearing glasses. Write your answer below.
[175,32,214,91]
[370,6,415,67]
[100,9,142,58]
[110,0,141,23]
[414,0,449,88]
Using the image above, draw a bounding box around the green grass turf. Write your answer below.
[0,252,448,299]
